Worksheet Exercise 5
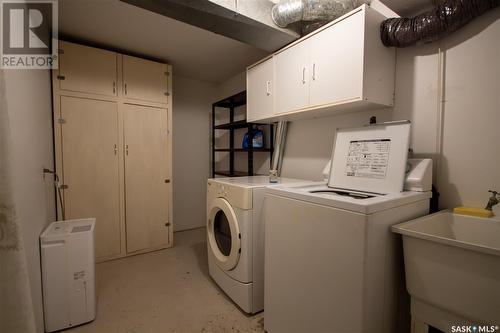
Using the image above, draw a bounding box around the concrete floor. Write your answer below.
[69,227,264,333]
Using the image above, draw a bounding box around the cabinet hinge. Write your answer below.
[164,92,170,96]
[58,118,66,124]
[164,179,170,183]
[57,75,65,80]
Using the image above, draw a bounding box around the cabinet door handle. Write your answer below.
[302,67,306,84]
[114,144,118,155]
[113,81,116,94]
[312,63,316,81]
[266,80,271,96]
[125,144,129,155]
[124,83,128,95]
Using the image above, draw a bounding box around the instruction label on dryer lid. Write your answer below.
[345,139,391,179]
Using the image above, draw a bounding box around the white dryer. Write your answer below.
[207,176,307,314]
[264,122,434,333]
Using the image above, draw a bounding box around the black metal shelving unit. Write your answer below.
[212,91,274,178]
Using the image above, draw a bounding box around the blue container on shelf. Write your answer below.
[242,126,264,149]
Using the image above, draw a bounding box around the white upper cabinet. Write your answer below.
[274,39,310,115]
[247,57,274,122]
[122,55,169,104]
[246,4,395,122]
[58,41,117,97]
[308,10,364,107]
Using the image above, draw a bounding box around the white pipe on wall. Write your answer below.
[435,46,446,186]
[271,121,288,176]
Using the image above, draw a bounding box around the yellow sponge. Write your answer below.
[453,207,494,218]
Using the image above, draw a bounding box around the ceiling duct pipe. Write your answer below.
[271,0,369,34]
[380,0,500,48]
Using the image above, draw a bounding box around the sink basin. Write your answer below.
[392,211,500,331]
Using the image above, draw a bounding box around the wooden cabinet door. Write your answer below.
[274,40,310,114]
[123,55,168,104]
[308,10,364,107]
[60,96,121,259]
[123,104,169,253]
[247,57,274,122]
[58,41,117,97]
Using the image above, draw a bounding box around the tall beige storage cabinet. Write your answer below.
[53,41,173,262]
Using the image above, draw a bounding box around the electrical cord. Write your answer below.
[43,168,66,221]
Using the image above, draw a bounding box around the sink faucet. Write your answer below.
[485,190,499,211]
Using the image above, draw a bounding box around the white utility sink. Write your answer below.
[392,211,500,331]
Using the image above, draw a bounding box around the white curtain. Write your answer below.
[0,70,37,332]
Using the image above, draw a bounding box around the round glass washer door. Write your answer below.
[207,197,241,271]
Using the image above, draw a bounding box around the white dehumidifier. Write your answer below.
[40,218,96,332]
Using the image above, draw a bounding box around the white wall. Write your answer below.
[436,9,500,210]
[173,75,218,231]
[5,70,56,332]
[218,8,500,212]
[216,71,246,100]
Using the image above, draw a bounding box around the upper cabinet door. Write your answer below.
[58,41,117,97]
[274,40,310,114]
[309,10,364,107]
[122,55,169,104]
[247,57,274,122]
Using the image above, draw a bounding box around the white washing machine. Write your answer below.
[207,176,308,314]
[264,121,434,333]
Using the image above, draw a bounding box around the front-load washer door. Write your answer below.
[207,198,241,271]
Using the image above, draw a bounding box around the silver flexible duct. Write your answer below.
[271,0,368,32]
[271,121,288,176]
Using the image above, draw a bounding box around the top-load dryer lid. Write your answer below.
[328,121,411,195]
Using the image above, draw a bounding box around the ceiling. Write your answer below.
[59,0,433,83]
[380,0,433,16]
[59,0,269,83]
